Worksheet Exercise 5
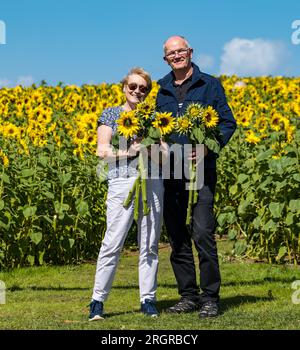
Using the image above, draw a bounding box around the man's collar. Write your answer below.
[158,63,203,90]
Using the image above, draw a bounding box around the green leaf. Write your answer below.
[38,156,49,167]
[30,231,43,245]
[0,173,10,184]
[142,136,155,147]
[238,199,250,215]
[257,176,272,191]
[285,212,294,226]
[253,216,261,229]
[27,255,35,266]
[280,157,296,169]
[228,227,238,240]
[76,200,89,217]
[245,159,255,168]
[43,191,55,199]
[149,127,161,139]
[269,202,284,218]
[192,128,205,144]
[0,199,4,211]
[42,215,53,224]
[274,180,287,190]
[205,138,220,154]
[96,160,108,183]
[252,173,261,182]
[276,246,287,261]
[21,169,35,177]
[217,213,227,227]
[69,239,75,248]
[229,184,238,195]
[256,149,273,162]
[58,173,72,186]
[111,133,120,148]
[264,219,277,231]
[293,174,300,182]
[237,174,248,184]
[0,220,9,230]
[38,250,45,265]
[227,212,236,224]
[289,199,300,212]
[54,201,70,214]
[23,205,37,219]
[268,159,283,175]
[234,241,247,256]
[54,201,70,219]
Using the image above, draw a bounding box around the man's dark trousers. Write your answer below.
[163,168,221,303]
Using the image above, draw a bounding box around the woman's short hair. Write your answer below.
[121,67,152,94]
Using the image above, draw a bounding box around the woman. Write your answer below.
[89,67,167,320]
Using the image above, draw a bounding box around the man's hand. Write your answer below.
[188,145,208,161]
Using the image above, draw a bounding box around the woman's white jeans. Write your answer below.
[92,176,164,303]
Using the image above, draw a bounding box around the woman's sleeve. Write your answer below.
[97,108,114,129]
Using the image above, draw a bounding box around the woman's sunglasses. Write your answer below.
[127,83,148,94]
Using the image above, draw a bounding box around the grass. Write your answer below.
[0,240,299,330]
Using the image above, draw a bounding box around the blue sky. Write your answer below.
[0,0,299,86]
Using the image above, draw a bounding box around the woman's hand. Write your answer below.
[127,139,143,157]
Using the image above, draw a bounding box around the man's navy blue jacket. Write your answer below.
[156,63,237,169]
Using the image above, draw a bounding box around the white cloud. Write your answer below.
[220,38,286,76]
[197,54,215,70]
[16,75,34,86]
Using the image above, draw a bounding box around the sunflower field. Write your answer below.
[0,77,299,268]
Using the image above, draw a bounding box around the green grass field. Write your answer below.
[0,241,299,330]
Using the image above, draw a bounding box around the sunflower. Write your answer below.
[201,106,219,128]
[117,110,140,138]
[152,112,175,135]
[2,123,20,138]
[175,116,193,135]
[73,129,88,146]
[136,100,155,120]
[245,130,261,145]
[270,113,286,132]
[254,115,267,132]
[0,149,9,167]
[185,103,205,120]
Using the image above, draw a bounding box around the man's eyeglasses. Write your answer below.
[165,48,191,59]
[127,83,148,94]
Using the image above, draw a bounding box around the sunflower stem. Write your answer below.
[139,152,150,216]
[123,174,140,208]
[134,177,141,222]
[186,160,196,225]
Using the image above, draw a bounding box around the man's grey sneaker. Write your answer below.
[199,300,219,318]
[164,298,200,314]
[141,299,159,317]
[89,299,104,321]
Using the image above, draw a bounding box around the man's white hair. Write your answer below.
[163,36,191,53]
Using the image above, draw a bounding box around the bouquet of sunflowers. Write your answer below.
[112,100,175,221]
[175,103,222,225]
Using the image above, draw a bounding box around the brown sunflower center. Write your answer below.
[124,118,132,127]
[160,118,169,126]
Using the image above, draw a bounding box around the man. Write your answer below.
[156,35,237,318]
